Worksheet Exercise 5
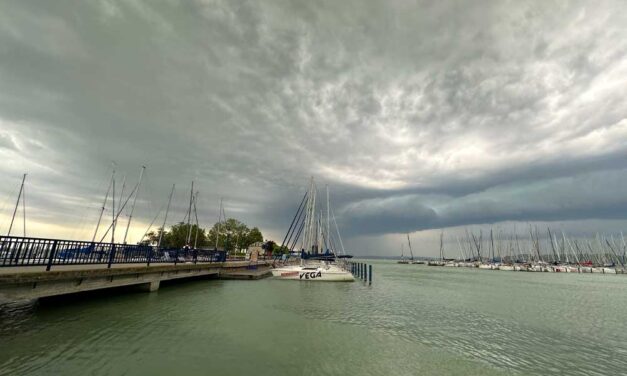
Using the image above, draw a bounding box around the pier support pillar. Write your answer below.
[137,280,160,293]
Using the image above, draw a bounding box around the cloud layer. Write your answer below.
[1,1,626,255]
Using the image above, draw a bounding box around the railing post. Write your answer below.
[147,246,152,267]
[45,240,58,271]
[174,248,179,265]
[107,243,116,269]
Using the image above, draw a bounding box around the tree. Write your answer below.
[207,218,264,252]
[140,223,207,249]
[247,227,263,245]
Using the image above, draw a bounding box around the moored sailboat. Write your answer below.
[271,179,354,282]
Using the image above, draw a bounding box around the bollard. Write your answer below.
[369,265,372,285]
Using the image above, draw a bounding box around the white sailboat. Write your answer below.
[272,179,354,282]
[397,243,409,264]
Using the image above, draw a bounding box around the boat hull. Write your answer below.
[272,265,355,282]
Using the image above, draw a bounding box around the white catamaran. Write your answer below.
[271,179,354,282]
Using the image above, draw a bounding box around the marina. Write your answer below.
[398,229,627,275]
[1,261,626,376]
[2,1,626,375]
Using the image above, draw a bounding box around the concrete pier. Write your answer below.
[0,261,272,304]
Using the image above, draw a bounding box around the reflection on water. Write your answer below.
[1,262,626,375]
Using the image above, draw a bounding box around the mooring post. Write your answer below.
[369,264,372,285]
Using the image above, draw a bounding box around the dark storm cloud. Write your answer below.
[0,0,626,254]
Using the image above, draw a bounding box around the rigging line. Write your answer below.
[290,218,306,253]
[71,164,111,240]
[98,181,140,243]
[139,202,166,244]
[158,184,175,248]
[280,191,308,249]
[331,208,345,255]
[123,166,146,244]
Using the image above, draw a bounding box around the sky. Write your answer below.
[1,0,626,257]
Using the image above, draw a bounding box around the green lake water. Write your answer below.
[1,261,626,375]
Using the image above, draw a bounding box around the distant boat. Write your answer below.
[397,243,409,264]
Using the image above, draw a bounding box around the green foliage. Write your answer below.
[207,218,264,252]
[141,222,207,249]
[139,218,264,252]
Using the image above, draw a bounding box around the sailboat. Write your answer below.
[271,179,354,282]
[397,243,409,264]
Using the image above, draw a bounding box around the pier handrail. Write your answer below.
[0,235,226,271]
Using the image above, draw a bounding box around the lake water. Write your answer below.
[1,261,626,375]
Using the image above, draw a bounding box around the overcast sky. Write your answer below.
[1,0,626,256]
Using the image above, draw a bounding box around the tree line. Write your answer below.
[142,218,264,252]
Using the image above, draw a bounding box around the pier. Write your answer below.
[0,236,272,304]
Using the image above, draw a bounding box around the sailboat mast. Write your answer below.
[186,181,194,245]
[214,198,224,250]
[111,177,116,244]
[92,170,113,242]
[193,191,200,249]
[7,173,26,237]
[326,185,330,252]
[407,233,414,261]
[123,166,145,244]
[21,176,26,237]
[112,174,127,241]
[158,184,175,248]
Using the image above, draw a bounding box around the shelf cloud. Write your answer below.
[1,0,626,256]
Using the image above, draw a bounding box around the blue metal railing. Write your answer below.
[0,236,226,271]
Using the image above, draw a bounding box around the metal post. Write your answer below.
[45,240,58,271]
[369,265,372,285]
[146,246,152,267]
[107,243,116,269]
